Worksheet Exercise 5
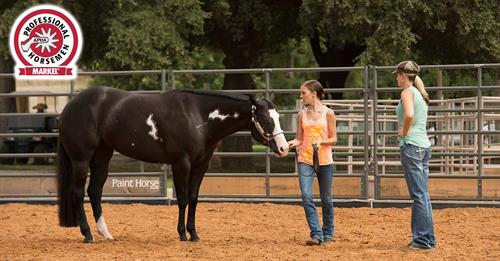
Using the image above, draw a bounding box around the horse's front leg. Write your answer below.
[172,159,191,241]
[187,161,209,242]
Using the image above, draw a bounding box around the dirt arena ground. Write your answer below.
[0,203,499,260]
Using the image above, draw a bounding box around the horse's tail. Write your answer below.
[57,140,78,227]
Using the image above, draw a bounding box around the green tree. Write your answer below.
[202,0,301,90]
[64,0,210,90]
[259,37,318,107]
[413,0,500,64]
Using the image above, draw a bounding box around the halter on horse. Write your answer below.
[57,86,289,243]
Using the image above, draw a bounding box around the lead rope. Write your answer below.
[312,143,320,173]
[290,147,298,174]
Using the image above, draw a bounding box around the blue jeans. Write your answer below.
[298,162,334,241]
[400,143,436,249]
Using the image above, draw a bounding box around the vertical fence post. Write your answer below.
[363,66,370,200]
[160,69,168,202]
[161,69,166,92]
[70,79,75,99]
[165,69,176,203]
[436,69,445,174]
[169,69,176,90]
[477,65,483,199]
[372,67,380,200]
[264,69,271,197]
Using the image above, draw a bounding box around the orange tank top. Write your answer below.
[297,107,334,166]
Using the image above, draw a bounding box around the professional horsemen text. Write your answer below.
[22,16,71,67]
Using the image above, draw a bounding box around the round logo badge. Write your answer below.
[9,4,82,80]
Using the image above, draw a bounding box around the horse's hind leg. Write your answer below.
[88,146,114,240]
[172,158,191,241]
[186,160,210,242]
[71,160,94,243]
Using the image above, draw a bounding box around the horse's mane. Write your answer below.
[175,89,250,102]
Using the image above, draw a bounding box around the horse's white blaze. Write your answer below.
[97,215,114,240]
[146,114,159,140]
[269,109,289,154]
[208,109,229,121]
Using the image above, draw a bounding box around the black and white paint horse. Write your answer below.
[57,86,289,243]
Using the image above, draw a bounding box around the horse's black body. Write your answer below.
[57,86,288,242]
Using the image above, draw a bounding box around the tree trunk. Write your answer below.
[310,31,365,100]
[318,70,350,100]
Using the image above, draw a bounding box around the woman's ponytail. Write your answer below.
[414,75,430,105]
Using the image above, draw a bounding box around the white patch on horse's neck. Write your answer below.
[208,110,239,121]
[208,109,229,121]
[198,109,239,129]
[146,114,159,141]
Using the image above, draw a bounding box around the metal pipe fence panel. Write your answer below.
[0,63,499,204]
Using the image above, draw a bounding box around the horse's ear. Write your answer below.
[247,94,258,106]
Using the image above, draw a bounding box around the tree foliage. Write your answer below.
[1,0,498,92]
[61,0,210,90]
[413,0,500,64]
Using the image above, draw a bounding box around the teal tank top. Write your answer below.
[396,86,431,148]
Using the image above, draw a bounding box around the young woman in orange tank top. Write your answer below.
[288,80,337,245]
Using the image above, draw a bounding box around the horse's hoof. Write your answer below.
[180,235,188,241]
[83,237,95,243]
[190,237,200,242]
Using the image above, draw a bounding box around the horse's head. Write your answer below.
[249,97,289,158]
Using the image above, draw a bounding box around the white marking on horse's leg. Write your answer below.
[208,109,229,121]
[97,215,114,240]
[146,114,159,141]
[269,109,289,154]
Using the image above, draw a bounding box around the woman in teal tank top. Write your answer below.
[394,60,436,250]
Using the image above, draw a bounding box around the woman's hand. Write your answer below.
[288,139,301,148]
[398,128,403,137]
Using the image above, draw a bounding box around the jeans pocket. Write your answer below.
[298,163,315,177]
[427,147,432,159]
[402,144,425,161]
